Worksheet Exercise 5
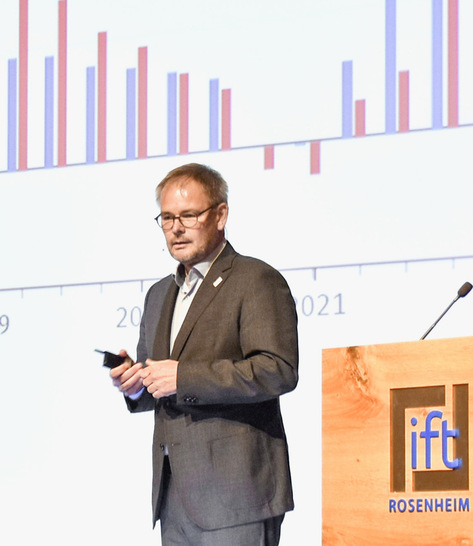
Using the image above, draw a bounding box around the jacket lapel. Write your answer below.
[170,243,236,360]
[152,280,179,360]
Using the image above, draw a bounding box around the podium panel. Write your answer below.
[322,336,473,545]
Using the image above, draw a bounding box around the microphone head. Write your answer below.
[458,282,473,298]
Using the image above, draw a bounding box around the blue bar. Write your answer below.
[432,0,443,129]
[86,66,95,164]
[8,59,17,172]
[126,68,136,160]
[209,78,219,151]
[342,61,353,138]
[385,0,396,134]
[44,56,54,168]
[167,72,177,156]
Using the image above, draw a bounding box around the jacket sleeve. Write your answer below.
[124,284,157,413]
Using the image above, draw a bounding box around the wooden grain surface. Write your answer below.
[322,336,473,545]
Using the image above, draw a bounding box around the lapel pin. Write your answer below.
[213,276,223,287]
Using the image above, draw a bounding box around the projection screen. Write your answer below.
[1,0,472,544]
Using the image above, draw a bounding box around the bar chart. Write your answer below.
[2,0,473,175]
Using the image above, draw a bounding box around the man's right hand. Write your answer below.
[110,349,144,397]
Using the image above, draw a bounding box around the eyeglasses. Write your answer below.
[155,205,216,231]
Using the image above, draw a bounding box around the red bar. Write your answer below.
[58,0,67,166]
[19,0,28,170]
[98,32,107,162]
[179,73,189,154]
[355,99,366,137]
[448,0,459,127]
[398,71,409,132]
[310,141,320,175]
[264,146,274,169]
[221,89,231,150]
[138,47,148,159]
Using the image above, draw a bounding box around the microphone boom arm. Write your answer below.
[420,282,472,340]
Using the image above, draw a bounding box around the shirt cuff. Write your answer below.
[126,387,145,400]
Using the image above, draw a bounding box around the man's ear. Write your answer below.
[216,202,229,231]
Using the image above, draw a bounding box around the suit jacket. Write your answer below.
[126,242,299,530]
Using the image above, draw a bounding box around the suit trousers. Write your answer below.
[159,457,284,546]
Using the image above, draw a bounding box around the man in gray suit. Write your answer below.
[111,163,298,545]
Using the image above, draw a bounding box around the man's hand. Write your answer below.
[110,349,144,397]
[141,359,179,399]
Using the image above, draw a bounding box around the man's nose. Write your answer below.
[171,218,185,234]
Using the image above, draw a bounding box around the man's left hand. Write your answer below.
[141,359,179,398]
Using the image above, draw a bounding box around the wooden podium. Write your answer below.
[322,336,473,545]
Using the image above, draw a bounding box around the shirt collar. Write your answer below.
[173,240,227,288]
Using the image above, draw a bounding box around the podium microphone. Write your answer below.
[420,281,472,340]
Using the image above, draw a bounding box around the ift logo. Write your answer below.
[390,384,469,493]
